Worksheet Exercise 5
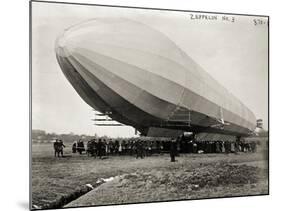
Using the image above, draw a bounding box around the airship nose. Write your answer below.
[55,30,71,58]
[55,20,94,58]
[55,32,65,49]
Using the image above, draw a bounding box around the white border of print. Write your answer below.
[0,0,279,211]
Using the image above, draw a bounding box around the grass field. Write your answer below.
[32,142,268,209]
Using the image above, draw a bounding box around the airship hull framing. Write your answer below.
[55,18,256,137]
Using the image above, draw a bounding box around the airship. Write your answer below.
[55,18,256,138]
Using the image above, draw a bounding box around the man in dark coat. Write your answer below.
[170,139,177,162]
[136,140,144,159]
[77,140,85,155]
[57,140,65,157]
[72,141,77,153]
[97,139,103,159]
[53,139,59,157]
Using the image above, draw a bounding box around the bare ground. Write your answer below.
[32,143,268,209]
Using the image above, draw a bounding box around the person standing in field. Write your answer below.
[53,139,59,157]
[118,141,123,156]
[77,140,85,155]
[57,140,65,157]
[97,139,103,159]
[136,140,143,159]
[170,139,177,162]
[72,141,77,153]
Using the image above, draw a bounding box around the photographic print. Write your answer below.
[30,0,269,210]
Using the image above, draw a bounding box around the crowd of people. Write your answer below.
[72,139,150,159]
[178,140,257,154]
[66,138,257,160]
[53,135,258,160]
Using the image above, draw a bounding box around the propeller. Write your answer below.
[209,107,231,130]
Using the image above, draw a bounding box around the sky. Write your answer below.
[32,2,268,137]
